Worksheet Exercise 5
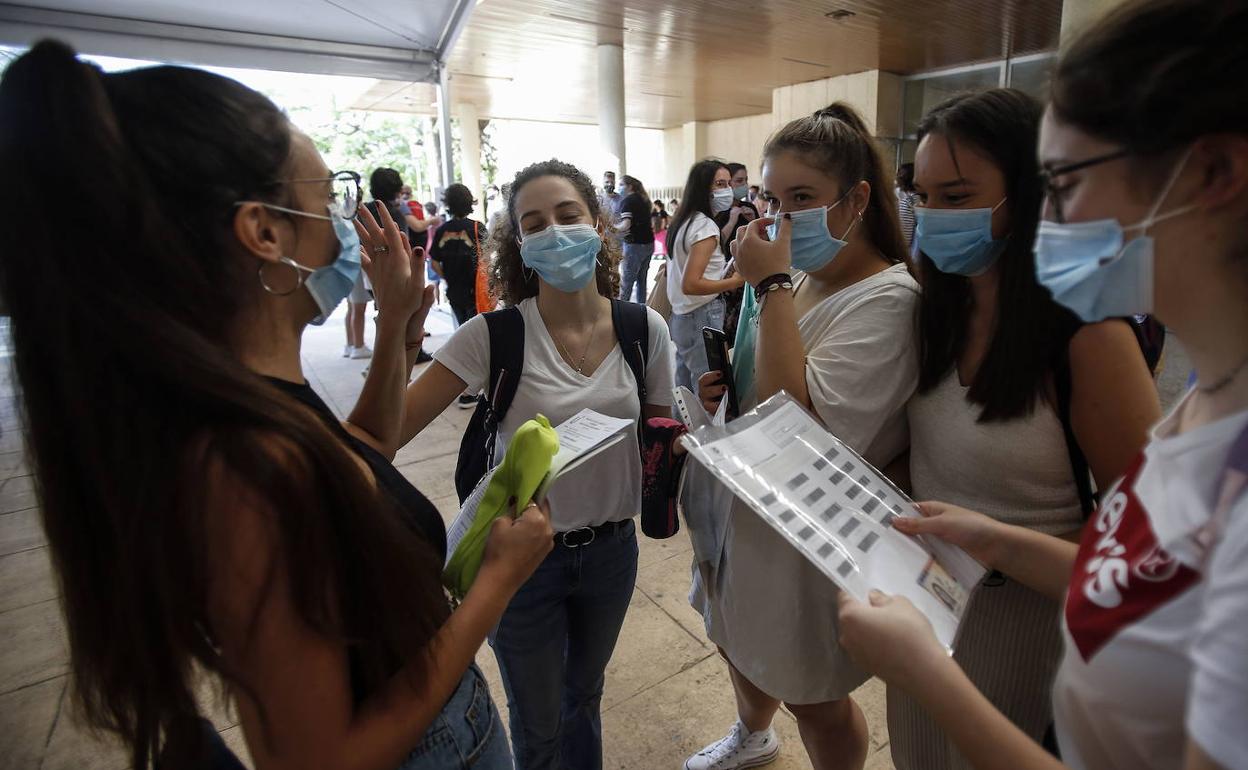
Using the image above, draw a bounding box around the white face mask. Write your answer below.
[711,188,734,213]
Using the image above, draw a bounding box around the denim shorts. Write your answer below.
[398,664,512,769]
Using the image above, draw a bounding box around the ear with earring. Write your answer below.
[258,258,306,295]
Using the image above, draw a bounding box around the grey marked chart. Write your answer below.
[680,392,986,650]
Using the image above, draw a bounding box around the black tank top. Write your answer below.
[266,377,447,560]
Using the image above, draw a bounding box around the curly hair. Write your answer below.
[442,182,474,218]
[488,159,621,306]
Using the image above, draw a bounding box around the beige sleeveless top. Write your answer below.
[909,369,1083,534]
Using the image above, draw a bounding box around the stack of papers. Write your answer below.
[680,392,985,651]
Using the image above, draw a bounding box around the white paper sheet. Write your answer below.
[682,393,985,651]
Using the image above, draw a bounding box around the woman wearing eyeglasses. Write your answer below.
[840,1,1248,769]
[0,42,553,770]
[887,87,1161,770]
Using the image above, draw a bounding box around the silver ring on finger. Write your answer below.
[372,245,390,255]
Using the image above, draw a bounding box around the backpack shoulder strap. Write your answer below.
[481,306,525,422]
[1056,339,1097,518]
[611,299,650,405]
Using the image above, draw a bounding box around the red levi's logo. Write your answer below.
[1065,454,1201,661]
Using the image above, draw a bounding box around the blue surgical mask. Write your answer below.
[767,192,860,273]
[711,188,734,214]
[250,202,362,325]
[732,185,749,202]
[1034,148,1194,322]
[914,198,1007,276]
[519,223,602,293]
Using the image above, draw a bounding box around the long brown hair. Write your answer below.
[762,102,909,265]
[489,158,621,306]
[0,41,447,767]
[913,89,1071,421]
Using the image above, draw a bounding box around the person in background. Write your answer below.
[895,162,917,247]
[615,174,656,303]
[717,162,759,248]
[401,184,425,219]
[344,167,406,360]
[888,87,1160,770]
[601,171,621,220]
[666,159,746,392]
[384,159,677,769]
[652,199,670,257]
[0,40,555,770]
[670,197,680,215]
[424,200,444,306]
[839,4,1248,770]
[488,183,512,237]
[748,184,761,205]
[429,183,484,332]
[714,162,760,344]
[689,103,917,770]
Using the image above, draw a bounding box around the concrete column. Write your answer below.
[436,65,454,192]
[597,43,626,176]
[421,116,443,197]
[1061,0,1130,43]
[455,102,483,219]
[681,120,709,163]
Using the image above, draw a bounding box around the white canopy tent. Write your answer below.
[0,0,474,184]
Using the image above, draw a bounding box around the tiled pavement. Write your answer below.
[0,298,1192,770]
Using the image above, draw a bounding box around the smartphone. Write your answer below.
[702,327,739,419]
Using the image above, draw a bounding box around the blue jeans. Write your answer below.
[669,298,726,394]
[489,520,639,770]
[398,664,512,769]
[619,242,654,304]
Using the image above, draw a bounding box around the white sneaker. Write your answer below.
[685,721,780,770]
[350,345,373,360]
[343,345,353,358]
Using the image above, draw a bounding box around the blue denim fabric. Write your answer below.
[489,520,639,770]
[669,297,726,394]
[619,242,654,304]
[397,664,512,769]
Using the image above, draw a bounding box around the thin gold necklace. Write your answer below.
[554,314,599,374]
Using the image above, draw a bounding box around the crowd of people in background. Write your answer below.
[1,1,1245,770]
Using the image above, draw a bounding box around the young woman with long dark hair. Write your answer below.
[839,2,1248,769]
[0,41,553,770]
[888,88,1161,770]
[666,159,747,392]
[368,159,676,770]
[688,103,917,770]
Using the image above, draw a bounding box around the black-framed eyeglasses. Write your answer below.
[1039,149,1129,224]
[278,170,362,219]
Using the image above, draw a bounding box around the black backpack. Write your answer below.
[1056,315,1166,516]
[453,300,650,503]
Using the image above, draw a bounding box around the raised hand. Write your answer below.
[733,213,792,285]
[354,203,427,324]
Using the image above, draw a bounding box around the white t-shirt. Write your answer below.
[434,298,676,530]
[1053,390,1248,770]
[667,212,724,315]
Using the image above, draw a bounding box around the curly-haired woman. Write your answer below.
[363,159,677,770]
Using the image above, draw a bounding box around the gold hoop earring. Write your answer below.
[258,258,304,296]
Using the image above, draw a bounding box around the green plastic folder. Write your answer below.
[442,415,560,599]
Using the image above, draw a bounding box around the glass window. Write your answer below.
[902,65,1002,137]
[1008,56,1056,101]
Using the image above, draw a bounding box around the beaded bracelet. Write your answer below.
[753,272,794,302]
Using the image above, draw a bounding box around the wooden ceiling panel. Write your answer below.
[353,0,1062,128]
